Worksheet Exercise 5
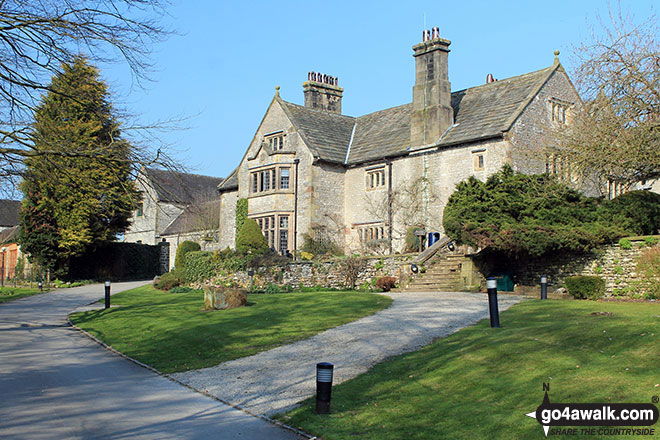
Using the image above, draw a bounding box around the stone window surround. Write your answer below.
[365,164,387,191]
[472,148,485,171]
[607,180,626,200]
[549,97,571,124]
[248,163,296,197]
[353,221,388,243]
[265,130,286,151]
[250,210,293,253]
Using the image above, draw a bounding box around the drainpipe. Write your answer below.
[293,158,300,258]
[387,159,393,255]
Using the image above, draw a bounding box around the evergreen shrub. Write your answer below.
[235,219,268,255]
[565,275,606,300]
[175,241,201,271]
[184,251,218,283]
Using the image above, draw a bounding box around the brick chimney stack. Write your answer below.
[303,72,343,114]
[410,27,454,148]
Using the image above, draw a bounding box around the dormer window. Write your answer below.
[266,131,285,151]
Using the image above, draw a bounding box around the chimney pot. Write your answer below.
[486,73,494,84]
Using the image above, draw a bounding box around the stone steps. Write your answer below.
[399,255,469,292]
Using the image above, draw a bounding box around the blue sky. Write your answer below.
[104,0,657,179]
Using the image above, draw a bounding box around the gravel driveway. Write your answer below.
[171,291,523,416]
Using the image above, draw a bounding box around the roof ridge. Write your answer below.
[356,102,412,120]
[450,64,556,95]
[279,99,356,121]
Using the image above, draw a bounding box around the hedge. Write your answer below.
[68,242,160,281]
[184,251,218,283]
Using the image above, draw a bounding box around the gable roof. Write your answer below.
[162,200,218,236]
[279,100,355,164]
[142,168,223,204]
[0,199,21,227]
[275,62,560,166]
[437,65,556,147]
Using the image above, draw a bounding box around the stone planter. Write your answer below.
[203,286,247,310]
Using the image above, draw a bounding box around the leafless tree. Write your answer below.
[0,0,176,195]
[554,5,660,193]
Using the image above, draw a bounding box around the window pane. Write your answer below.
[280,168,290,189]
[280,215,288,229]
[280,230,288,253]
[264,170,270,190]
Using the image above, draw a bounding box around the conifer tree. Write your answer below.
[19,58,140,273]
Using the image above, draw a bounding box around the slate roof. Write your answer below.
[280,101,356,164]
[438,65,555,147]
[349,103,412,163]
[142,168,223,204]
[0,225,19,244]
[217,167,238,192]
[162,200,218,235]
[0,199,21,227]
[273,63,559,166]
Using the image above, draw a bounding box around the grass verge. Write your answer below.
[70,285,392,373]
[278,300,660,440]
[0,286,48,303]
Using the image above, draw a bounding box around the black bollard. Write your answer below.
[316,362,334,414]
[104,281,111,309]
[540,275,548,300]
[38,281,43,292]
[486,277,500,328]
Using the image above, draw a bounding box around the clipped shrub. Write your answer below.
[265,283,280,294]
[184,251,218,283]
[175,241,201,271]
[565,275,605,300]
[236,218,268,255]
[235,198,248,234]
[375,276,397,292]
[154,271,181,291]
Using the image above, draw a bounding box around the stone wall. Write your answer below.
[512,239,650,295]
[205,255,414,290]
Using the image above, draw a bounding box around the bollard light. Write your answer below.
[316,362,334,414]
[540,275,548,300]
[38,281,43,292]
[486,277,500,328]
[104,281,111,309]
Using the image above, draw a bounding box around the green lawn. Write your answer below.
[70,285,392,373]
[0,286,48,303]
[278,300,660,440]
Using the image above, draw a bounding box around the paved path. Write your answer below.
[172,291,523,416]
[0,282,303,440]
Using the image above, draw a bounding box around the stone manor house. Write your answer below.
[216,28,581,255]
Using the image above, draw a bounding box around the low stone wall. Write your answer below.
[513,239,651,295]
[206,255,414,290]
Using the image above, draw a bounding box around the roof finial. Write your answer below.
[554,50,560,61]
[275,85,280,96]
